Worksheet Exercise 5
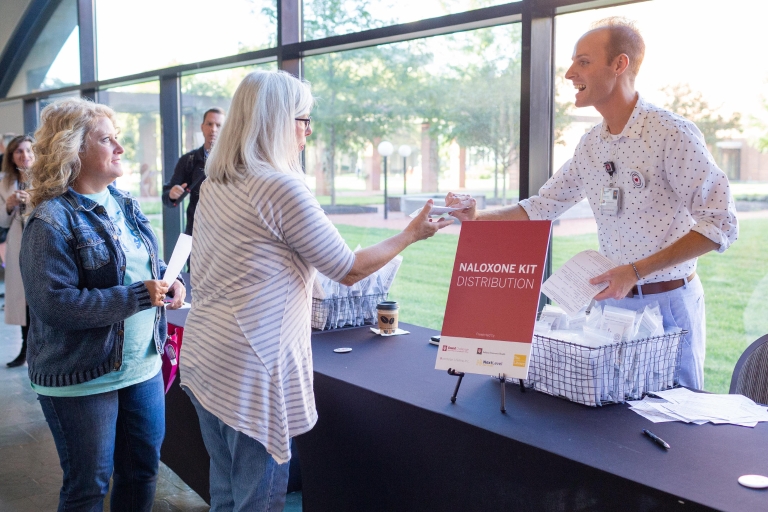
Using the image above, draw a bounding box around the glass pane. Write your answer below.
[303,23,521,329]
[95,0,277,80]
[180,62,277,155]
[304,0,519,40]
[98,82,164,253]
[0,101,24,139]
[6,0,79,96]
[553,0,768,393]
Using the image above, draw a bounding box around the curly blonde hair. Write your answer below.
[30,97,118,207]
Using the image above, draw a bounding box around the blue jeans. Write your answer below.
[599,275,705,390]
[186,389,289,512]
[38,371,165,512]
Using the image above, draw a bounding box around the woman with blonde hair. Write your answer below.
[20,97,185,510]
[0,135,34,367]
[181,69,451,511]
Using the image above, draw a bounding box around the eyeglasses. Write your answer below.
[295,117,311,130]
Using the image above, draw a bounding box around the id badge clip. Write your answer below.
[600,161,620,215]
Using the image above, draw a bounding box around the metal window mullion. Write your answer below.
[278,0,302,78]
[77,0,97,101]
[23,99,39,135]
[160,74,183,262]
[520,1,556,306]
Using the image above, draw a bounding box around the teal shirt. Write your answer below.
[33,189,161,397]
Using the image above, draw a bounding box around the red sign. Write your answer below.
[436,221,551,377]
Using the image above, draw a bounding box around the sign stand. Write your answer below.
[448,369,526,414]
[447,369,465,403]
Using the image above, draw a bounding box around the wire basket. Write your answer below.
[311,293,388,330]
[510,329,687,407]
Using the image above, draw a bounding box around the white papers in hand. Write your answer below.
[162,234,193,286]
[409,206,461,218]
[541,250,615,316]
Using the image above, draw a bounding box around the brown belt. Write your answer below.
[626,272,696,298]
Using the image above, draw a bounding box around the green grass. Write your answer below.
[336,218,768,394]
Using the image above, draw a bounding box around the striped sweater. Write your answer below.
[180,170,355,463]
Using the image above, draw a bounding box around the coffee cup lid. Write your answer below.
[377,301,399,310]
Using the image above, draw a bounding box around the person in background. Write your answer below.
[0,135,33,367]
[20,97,186,510]
[0,133,18,267]
[446,17,737,391]
[162,107,225,236]
[180,70,452,511]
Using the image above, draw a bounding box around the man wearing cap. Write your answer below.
[162,107,225,236]
[446,17,738,390]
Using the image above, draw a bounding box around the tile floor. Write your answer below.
[0,273,302,511]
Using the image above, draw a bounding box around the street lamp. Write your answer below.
[398,145,412,196]
[378,141,393,219]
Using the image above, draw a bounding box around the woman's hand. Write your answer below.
[144,280,170,307]
[404,200,454,242]
[164,279,187,310]
[6,190,29,212]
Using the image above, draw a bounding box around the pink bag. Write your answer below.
[162,323,184,394]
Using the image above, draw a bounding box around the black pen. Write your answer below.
[643,429,670,450]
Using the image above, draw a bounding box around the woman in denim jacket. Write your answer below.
[19,97,186,511]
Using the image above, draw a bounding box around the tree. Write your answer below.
[662,84,741,146]
[756,97,768,153]
[304,0,429,203]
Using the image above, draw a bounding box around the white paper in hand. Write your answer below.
[541,250,615,316]
[162,234,193,286]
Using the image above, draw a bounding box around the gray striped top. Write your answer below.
[180,170,355,463]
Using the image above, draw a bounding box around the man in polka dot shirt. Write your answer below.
[446,17,738,390]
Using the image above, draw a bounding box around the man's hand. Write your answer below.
[144,280,170,307]
[168,183,187,201]
[590,264,638,301]
[164,279,187,310]
[445,192,477,222]
[405,200,454,242]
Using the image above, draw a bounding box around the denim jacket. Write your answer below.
[20,186,173,387]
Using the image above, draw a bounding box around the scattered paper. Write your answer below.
[628,388,768,427]
[162,234,193,286]
[409,206,461,218]
[370,327,410,337]
[541,250,616,316]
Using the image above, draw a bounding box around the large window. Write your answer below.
[95,0,277,80]
[6,0,79,96]
[304,22,521,328]
[303,0,519,40]
[552,0,768,393]
[99,81,164,252]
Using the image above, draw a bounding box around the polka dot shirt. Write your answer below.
[519,95,738,285]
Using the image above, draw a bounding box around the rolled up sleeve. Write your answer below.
[665,121,738,253]
[518,158,586,221]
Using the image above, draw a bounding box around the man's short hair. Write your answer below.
[202,107,225,123]
[589,17,645,80]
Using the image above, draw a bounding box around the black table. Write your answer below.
[294,323,768,512]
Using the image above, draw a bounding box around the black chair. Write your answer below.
[730,334,768,405]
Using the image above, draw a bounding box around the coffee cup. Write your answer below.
[377,301,399,334]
